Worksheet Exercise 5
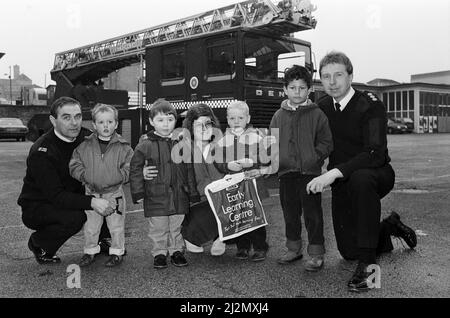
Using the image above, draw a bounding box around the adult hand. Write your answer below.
[228,161,242,172]
[103,206,115,217]
[306,169,343,194]
[143,166,158,181]
[91,197,110,215]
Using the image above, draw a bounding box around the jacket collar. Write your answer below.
[146,130,176,142]
[85,132,129,145]
[281,99,317,112]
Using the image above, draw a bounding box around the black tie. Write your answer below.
[335,103,341,113]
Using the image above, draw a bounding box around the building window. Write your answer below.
[409,91,414,110]
[383,93,388,105]
[402,91,408,112]
[161,47,185,81]
[396,92,401,112]
[206,42,235,79]
[389,92,395,112]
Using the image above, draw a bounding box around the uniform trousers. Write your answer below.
[22,203,87,256]
[331,164,395,260]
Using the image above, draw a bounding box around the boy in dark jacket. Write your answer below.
[269,65,333,271]
[130,99,196,269]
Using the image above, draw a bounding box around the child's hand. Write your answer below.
[228,161,242,172]
[237,158,254,169]
[244,169,261,179]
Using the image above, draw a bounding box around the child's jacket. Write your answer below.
[270,99,333,177]
[69,132,134,194]
[214,126,270,199]
[214,126,270,173]
[129,131,196,217]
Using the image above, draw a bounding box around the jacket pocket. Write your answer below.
[145,182,167,207]
[303,151,320,172]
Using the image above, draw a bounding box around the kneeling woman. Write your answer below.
[179,103,231,256]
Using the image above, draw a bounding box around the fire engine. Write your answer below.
[50,0,317,147]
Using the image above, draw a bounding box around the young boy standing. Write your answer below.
[130,99,195,269]
[270,65,333,271]
[70,104,134,267]
[215,101,270,262]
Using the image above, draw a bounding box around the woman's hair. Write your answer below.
[182,103,221,138]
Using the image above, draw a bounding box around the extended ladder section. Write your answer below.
[52,0,316,72]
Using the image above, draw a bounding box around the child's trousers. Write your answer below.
[84,187,126,256]
[148,214,185,257]
[279,173,325,256]
[235,227,269,252]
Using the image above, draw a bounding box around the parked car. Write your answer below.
[0,118,29,141]
[387,118,408,134]
[393,118,414,133]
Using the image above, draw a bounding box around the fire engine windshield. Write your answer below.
[244,34,311,82]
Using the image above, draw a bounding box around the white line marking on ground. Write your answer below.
[396,174,450,182]
[0,209,145,231]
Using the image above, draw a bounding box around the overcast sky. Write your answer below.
[1,0,449,87]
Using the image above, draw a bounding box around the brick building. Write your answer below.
[0,65,33,104]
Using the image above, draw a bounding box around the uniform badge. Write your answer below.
[38,147,48,152]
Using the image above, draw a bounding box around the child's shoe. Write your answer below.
[153,254,168,269]
[305,255,324,272]
[171,251,188,267]
[235,249,249,260]
[105,255,123,267]
[210,238,226,256]
[185,239,204,253]
[79,254,96,267]
[277,250,303,264]
[251,250,267,262]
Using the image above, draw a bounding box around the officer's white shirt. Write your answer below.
[333,87,355,112]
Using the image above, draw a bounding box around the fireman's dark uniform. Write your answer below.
[318,89,395,262]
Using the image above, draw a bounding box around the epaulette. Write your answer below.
[362,91,382,104]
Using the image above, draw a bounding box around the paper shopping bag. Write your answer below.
[205,173,268,241]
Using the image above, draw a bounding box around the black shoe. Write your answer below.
[79,254,96,267]
[170,251,188,267]
[153,254,168,269]
[235,249,249,260]
[347,262,375,293]
[27,237,61,265]
[105,255,123,267]
[250,250,267,262]
[385,211,417,249]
